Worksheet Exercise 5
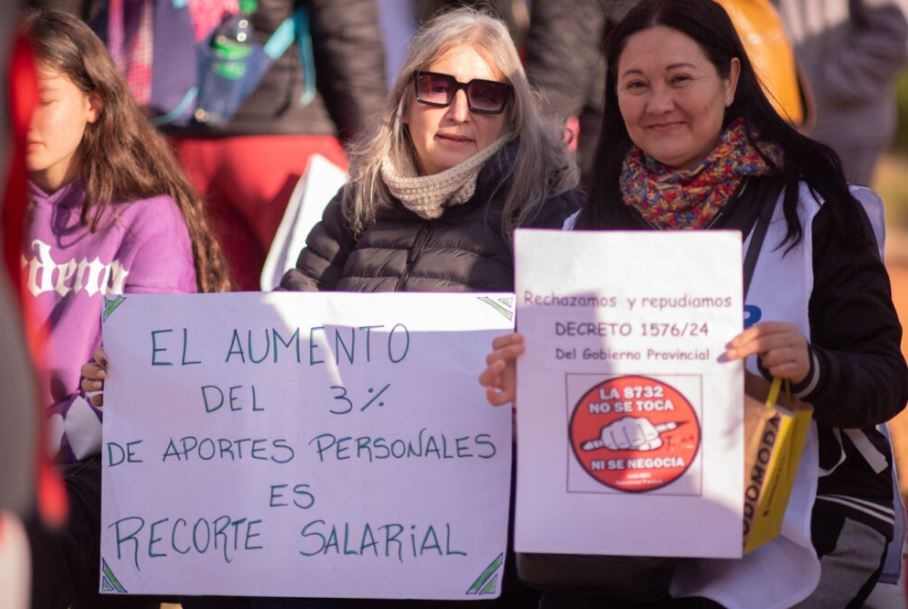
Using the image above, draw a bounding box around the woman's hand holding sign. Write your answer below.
[482,321,811,409]
[725,321,810,385]
[479,332,524,406]
[80,346,109,407]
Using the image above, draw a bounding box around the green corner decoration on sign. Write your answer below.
[466,552,503,596]
[102,295,127,322]
[477,296,514,321]
[100,558,127,594]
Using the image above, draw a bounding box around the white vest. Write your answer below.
[670,182,822,609]
[566,185,896,606]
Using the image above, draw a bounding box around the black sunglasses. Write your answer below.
[413,71,513,115]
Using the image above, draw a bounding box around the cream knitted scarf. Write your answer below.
[381,135,510,220]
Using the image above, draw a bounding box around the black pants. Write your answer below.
[27,456,160,609]
[792,503,889,609]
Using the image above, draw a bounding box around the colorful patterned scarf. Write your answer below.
[620,118,783,229]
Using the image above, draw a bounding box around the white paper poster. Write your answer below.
[514,229,744,559]
[99,292,514,599]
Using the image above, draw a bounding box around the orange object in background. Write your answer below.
[715,0,811,127]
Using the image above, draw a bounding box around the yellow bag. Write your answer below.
[714,0,811,126]
[742,374,813,554]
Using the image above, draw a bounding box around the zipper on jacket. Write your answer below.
[394,223,432,291]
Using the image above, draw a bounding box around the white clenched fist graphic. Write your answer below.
[582,416,678,452]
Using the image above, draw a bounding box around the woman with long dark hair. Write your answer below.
[21,9,229,609]
[481,1,907,607]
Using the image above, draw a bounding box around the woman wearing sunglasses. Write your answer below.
[80,7,575,608]
[179,6,579,609]
[278,7,581,295]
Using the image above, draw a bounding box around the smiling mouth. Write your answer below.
[436,134,474,143]
[647,122,685,131]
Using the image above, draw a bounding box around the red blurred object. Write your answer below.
[170,134,347,290]
[2,31,68,528]
[3,33,37,280]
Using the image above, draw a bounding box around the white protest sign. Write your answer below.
[514,230,744,559]
[99,292,515,599]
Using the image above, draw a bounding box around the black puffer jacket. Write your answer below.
[280,147,583,293]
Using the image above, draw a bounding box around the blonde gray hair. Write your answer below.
[342,7,578,237]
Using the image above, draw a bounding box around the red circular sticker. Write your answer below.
[569,375,701,493]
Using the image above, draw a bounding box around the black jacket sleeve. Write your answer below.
[309,0,387,143]
[524,187,585,229]
[279,190,356,291]
[803,204,908,428]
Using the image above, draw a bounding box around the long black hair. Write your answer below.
[578,0,869,250]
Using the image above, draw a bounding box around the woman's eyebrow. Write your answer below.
[666,62,697,70]
[621,61,697,78]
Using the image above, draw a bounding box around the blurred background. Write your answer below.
[5,1,908,607]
